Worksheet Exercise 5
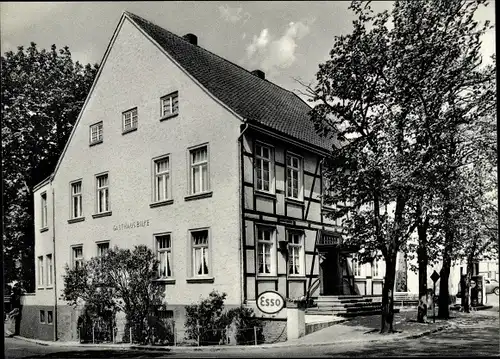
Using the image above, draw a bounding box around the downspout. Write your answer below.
[237,122,250,305]
[51,185,58,341]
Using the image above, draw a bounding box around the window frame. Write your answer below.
[161,91,179,118]
[46,254,53,287]
[72,245,84,269]
[70,180,83,219]
[47,311,53,325]
[89,121,103,145]
[155,232,173,279]
[285,152,304,201]
[37,256,44,288]
[188,144,210,195]
[190,228,211,277]
[255,225,277,277]
[96,241,110,257]
[122,107,138,133]
[39,310,45,324]
[287,230,305,276]
[95,173,110,214]
[372,257,381,278]
[352,256,362,277]
[152,155,172,203]
[40,192,48,229]
[254,142,275,194]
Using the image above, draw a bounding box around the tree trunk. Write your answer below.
[380,250,397,333]
[417,222,428,323]
[438,230,453,319]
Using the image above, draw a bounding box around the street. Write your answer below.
[5,314,499,358]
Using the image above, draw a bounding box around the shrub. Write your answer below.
[184,290,228,345]
[224,306,264,345]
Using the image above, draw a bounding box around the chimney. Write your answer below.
[183,33,198,45]
[251,70,265,80]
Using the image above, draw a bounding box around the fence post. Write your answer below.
[112,326,115,344]
[92,324,95,344]
[173,321,176,346]
[254,326,258,345]
[130,327,133,344]
[197,320,200,346]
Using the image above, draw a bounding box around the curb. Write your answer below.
[7,323,453,353]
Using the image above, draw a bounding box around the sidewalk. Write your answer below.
[8,308,498,353]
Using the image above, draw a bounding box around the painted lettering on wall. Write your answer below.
[113,220,150,231]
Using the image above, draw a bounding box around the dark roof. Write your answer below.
[125,12,337,152]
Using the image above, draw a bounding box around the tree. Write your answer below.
[305,0,495,330]
[62,245,166,344]
[2,42,98,291]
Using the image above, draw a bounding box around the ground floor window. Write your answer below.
[288,231,304,276]
[256,226,276,276]
[191,229,210,276]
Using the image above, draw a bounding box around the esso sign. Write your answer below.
[257,291,285,314]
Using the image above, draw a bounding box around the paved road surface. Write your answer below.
[5,316,499,358]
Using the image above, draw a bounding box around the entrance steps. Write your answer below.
[306,295,400,317]
[304,314,345,335]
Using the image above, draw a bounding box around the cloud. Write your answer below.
[246,20,312,75]
[218,4,250,24]
[246,28,270,57]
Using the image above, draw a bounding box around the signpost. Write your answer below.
[430,270,440,323]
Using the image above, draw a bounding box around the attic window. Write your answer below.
[161,92,179,119]
[90,121,103,145]
[122,108,138,134]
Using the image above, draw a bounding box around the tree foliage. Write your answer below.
[2,42,98,290]
[306,0,495,330]
[62,245,166,344]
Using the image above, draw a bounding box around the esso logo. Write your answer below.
[256,291,285,314]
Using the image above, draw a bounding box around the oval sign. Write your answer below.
[256,290,285,314]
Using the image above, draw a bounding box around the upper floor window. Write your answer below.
[191,229,210,276]
[288,231,304,276]
[286,154,302,200]
[71,181,83,219]
[190,146,209,194]
[156,234,172,278]
[37,256,44,287]
[256,226,276,276]
[154,156,171,202]
[41,192,48,228]
[90,122,103,144]
[161,92,179,118]
[72,246,83,269]
[255,143,274,193]
[96,174,109,213]
[122,108,138,133]
[46,254,53,286]
[352,256,362,277]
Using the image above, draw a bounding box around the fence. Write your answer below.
[80,319,285,346]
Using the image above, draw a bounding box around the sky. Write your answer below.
[0,1,496,103]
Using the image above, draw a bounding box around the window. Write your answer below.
[72,246,83,269]
[352,256,361,277]
[161,92,179,117]
[71,181,83,218]
[286,154,302,199]
[47,311,53,324]
[46,254,53,287]
[41,192,48,228]
[156,234,172,278]
[322,175,336,209]
[190,146,209,194]
[97,242,109,257]
[96,174,109,213]
[122,108,138,132]
[40,310,45,323]
[257,226,276,275]
[255,144,273,192]
[38,256,44,287]
[154,156,171,202]
[288,231,304,276]
[90,122,103,144]
[372,258,380,277]
[191,230,209,276]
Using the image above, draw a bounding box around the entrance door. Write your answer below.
[319,249,340,295]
